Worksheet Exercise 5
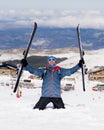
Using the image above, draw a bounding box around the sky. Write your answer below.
[0,0,104,29]
[0,0,104,11]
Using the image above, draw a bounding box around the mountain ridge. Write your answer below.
[0,27,104,50]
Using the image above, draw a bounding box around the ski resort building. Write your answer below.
[88,66,104,82]
[0,63,17,76]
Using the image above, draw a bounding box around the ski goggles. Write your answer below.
[48,58,56,61]
[48,56,57,62]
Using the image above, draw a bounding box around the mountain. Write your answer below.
[3,55,67,68]
[0,27,104,50]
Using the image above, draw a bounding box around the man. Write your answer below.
[21,56,84,110]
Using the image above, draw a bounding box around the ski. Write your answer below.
[13,22,37,93]
[77,24,86,91]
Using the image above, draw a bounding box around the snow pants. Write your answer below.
[33,97,65,110]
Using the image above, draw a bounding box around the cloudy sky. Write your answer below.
[0,0,104,29]
[0,0,104,10]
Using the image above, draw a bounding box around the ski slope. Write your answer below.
[0,79,104,130]
[0,48,104,130]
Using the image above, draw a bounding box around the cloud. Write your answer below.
[33,39,47,46]
[0,9,104,29]
[82,42,93,47]
[32,38,50,47]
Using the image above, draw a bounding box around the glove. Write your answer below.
[21,59,28,67]
[78,58,85,67]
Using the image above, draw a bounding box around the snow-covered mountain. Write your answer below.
[0,48,104,130]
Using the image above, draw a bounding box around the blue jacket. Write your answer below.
[26,64,80,97]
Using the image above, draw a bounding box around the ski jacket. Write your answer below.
[26,64,80,97]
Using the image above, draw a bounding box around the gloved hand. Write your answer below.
[78,58,85,67]
[21,59,28,67]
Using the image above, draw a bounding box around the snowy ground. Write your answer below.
[0,48,104,130]
[0,78,104,130]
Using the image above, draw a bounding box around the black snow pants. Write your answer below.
[33,97,65,110]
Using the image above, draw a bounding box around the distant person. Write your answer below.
[21,56,84,110]
[16,84,22,98]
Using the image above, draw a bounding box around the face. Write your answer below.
[48,58,56,66]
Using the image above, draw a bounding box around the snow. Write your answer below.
[1,79,104,130]
[0,49,104,130]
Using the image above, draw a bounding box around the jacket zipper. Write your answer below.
[50,71,54,97]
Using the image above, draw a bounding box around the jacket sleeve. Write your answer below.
[60,64,80,78]
[25,65,44,77]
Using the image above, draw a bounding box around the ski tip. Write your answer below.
[77,24,80,29]
[83,88,86,91]
[34,22,37,28]
[13,87,17,93]
[13,90,16,93]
